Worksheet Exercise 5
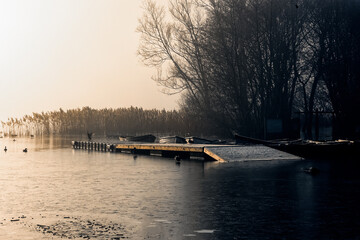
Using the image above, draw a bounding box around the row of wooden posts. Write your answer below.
[72,141,116,152]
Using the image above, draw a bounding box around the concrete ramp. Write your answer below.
[204,145,300,162]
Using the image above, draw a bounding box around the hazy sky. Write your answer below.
[0,0,179,121]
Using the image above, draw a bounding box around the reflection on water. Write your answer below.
[0,136,359,239]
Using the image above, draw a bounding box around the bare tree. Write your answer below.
[137,0,210,104]
[310,0,360,138]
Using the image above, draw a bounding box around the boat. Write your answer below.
[119,134,156,143]
[185,136,213,144]
[159,136,186,144]
[119,136,127,141]
[234,134,360,160]
[185,136,226,144]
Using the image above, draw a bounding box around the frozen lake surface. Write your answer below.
[0,136,359,239]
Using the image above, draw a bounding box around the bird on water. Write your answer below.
[23,148,28,153]
[303,167,319,175]
[175,155,181,164]
[4,146,7,152]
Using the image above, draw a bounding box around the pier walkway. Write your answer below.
[72,141,299,162]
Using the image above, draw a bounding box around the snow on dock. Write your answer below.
[204,145,300,162]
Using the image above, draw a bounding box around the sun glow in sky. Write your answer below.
[0,0,178,121]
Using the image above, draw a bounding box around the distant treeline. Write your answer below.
[1,106,223,138]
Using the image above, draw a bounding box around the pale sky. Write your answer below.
[0,0,179,121]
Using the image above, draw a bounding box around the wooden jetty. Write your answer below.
[72,141,299,162]
[72,141,221,161]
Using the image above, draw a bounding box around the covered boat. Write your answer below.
[119,134,156,143]
[159,136,187,144]
[119,136,127,141]
[186,136,215,144]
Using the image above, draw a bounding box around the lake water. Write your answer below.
[0,136,359,239]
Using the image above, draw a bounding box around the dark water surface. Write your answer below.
[0,136,359,239]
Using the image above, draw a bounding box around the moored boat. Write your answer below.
[159,136,186,144]
[119,136,127,141]
[119,134,156,143]
[185,136,216,144]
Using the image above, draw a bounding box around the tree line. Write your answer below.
[137,0,360,139]
[1,107,223,138]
